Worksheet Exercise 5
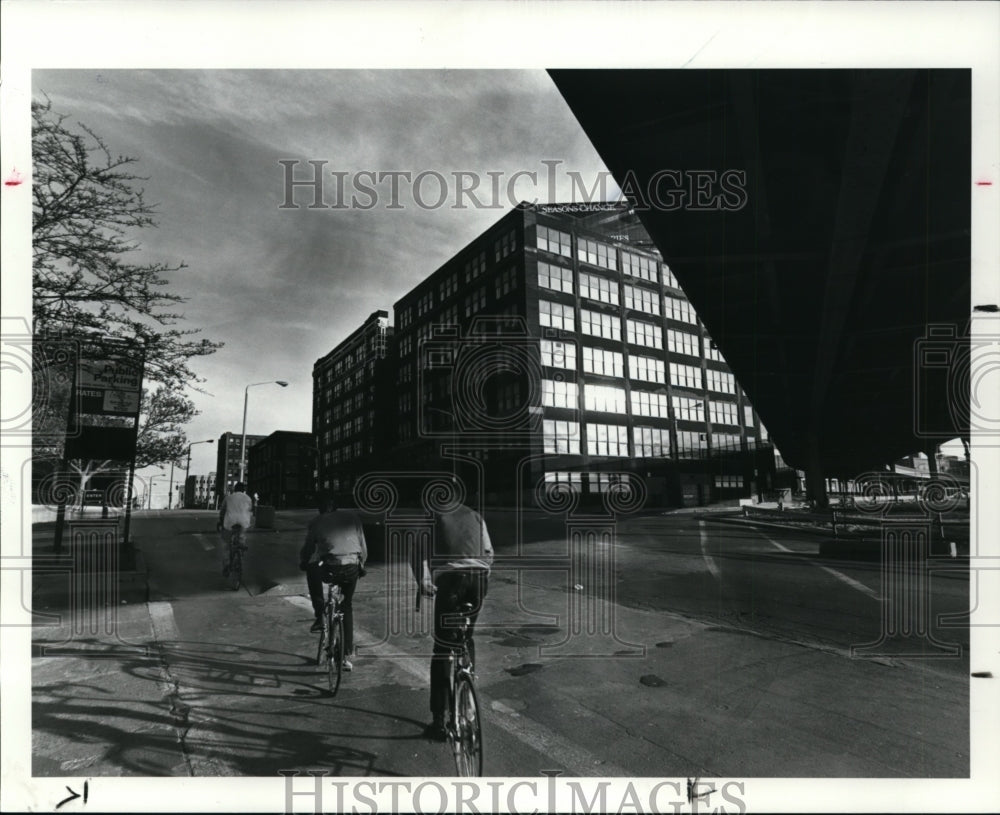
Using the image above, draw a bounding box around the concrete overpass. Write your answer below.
[549,69,971,504]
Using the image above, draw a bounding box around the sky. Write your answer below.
[30,69,620,482]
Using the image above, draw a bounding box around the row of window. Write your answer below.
[537,225,663,285]
[544,471,637,494]
[542,420,747,458]
[539,380,743,422]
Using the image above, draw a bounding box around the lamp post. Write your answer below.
[239,380,288,483]
[184,439,215,508]
[147,474,165,510]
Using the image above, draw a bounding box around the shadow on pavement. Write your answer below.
[32,636,426,776]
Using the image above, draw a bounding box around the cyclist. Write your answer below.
[217,481,253,573]
[413,497,493,741]
[299,493,367,671]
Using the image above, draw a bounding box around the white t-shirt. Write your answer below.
[221,492,254,530]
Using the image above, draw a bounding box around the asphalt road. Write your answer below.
[31,507,971,779]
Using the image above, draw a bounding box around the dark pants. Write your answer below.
[431,569,488,718]
[307,563,359,655]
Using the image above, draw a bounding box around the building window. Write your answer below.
[626,319,662,349]
[587,472,630,494]
[587,422,628,457]
[704,336,725,362]
[676,430,707,454]
[538,261,573,294]
[672,395,704,422]
[464,286,487,318]
[399,335,413,357]
[544,471,582,488]
[496,267,518,299]
[667,329,699,358]
[630,354,666,384]
[542,378,578,409]
[438,304,459,327]
[577,238,616,270]
[624,284,661,316]
[744,406,755,427]
[670,362,701,390]
[709,400,739,426]
[541,339,576,370]
[581,308,621,341]
[398,307,412,330]
[537,225,572,258]
[464,252,487,283]
[715,474,744,489]
[665,296,697,325]
[498,380,522,413]
[417,291,434,316]
[663,265,680,289]
[543,419,580,454]
[706,368,736,394]
[539,299,575,331]
[579,272,619,306]
[582,346,624,377]
[621,251,657,283]
[495,229,517,261]
[632,390,669,419]
[438,273,458,301]
[584,383,627,413]
[634,426,671,458]
[713,433,742,452]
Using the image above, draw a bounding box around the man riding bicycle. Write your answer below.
[300,493,367,671]
[217,481,253,573]
[413,496,493,741]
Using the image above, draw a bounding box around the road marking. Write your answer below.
[148,601,181,640]
[281,595,628,776]
[760,531,880,600]
[193,532,216,553]
[698,521,721,578]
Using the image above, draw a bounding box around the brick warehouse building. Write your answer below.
[312,311,394,497]
[387,202,775,508]
[247,430,317,508]
[215,431,265,500]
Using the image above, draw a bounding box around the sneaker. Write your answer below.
[342,659,353,672]
[309,618,323,633]
[423,717,447,742]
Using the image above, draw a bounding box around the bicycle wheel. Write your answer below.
[225,546,242,591]
[315,610,326,666]
[326,612,343,695]
[451,674,483,776]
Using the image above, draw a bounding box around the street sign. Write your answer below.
[77,356,142,417]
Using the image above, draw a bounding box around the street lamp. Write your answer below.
[240,380,288,483]
[184,439,215,508]
[147,473,165,510]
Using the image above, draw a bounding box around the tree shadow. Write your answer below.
[32,637,429,777]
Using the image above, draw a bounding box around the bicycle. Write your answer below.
[220,523,247,591]
[315,577,346,696]
[419,591,484,776]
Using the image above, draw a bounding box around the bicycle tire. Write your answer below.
[327,612,343,695]
[315,613,326,666]
[451,674,483,777]
[225,547,242,591]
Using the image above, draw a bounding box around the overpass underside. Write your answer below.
[549,69,971,505]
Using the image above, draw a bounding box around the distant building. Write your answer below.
[215,431,265,499]
[389,202,772,507]
[247,430,317,508]
[184,473,214,509]
[312,311,394,497]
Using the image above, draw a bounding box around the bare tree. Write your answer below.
[32,97,221,393]
[31,97,221,496]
